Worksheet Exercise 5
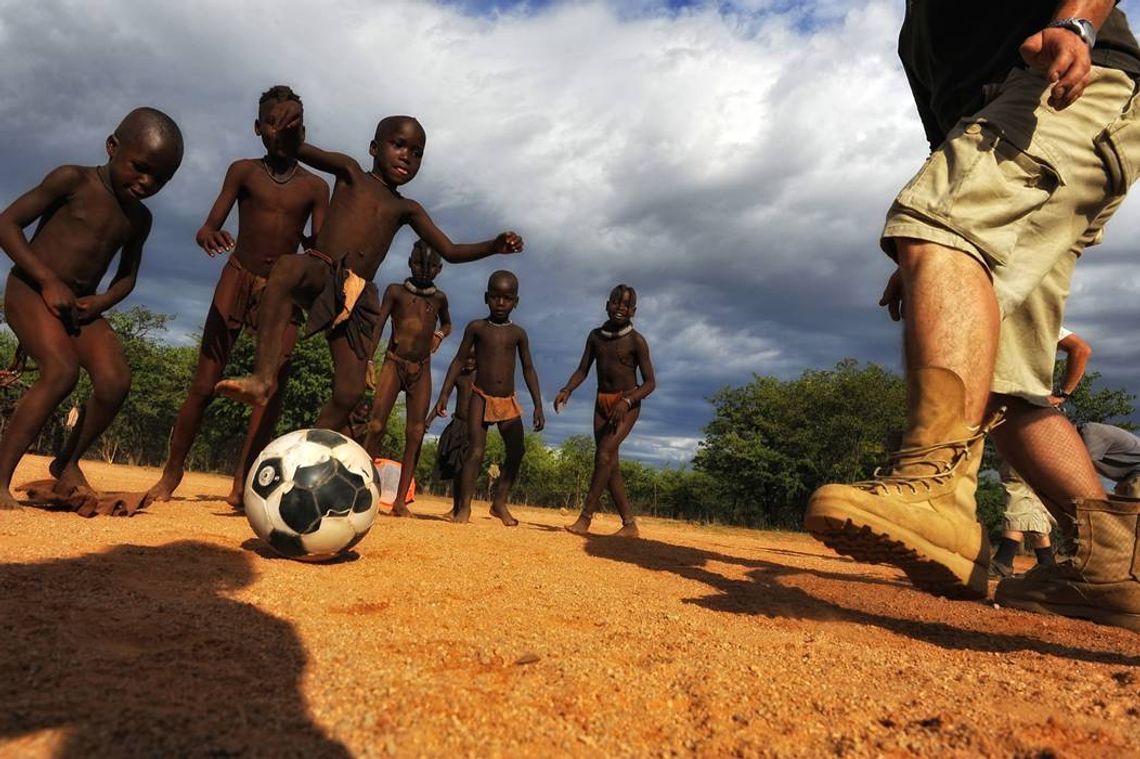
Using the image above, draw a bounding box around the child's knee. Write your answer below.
[405,421,425,441]
[94,369,132,404]
[38,357,81,395]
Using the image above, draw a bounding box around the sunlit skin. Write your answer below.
[433,272,544,526]
[362,242,451,517]
[0,109,183,508]
[148,92,329,508]
[555,286,655,537]
[214,101,523,436]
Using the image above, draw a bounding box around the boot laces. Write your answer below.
[853,409,1004,496]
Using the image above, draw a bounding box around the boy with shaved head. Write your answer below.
[216,104,523,436]
[0,107,183,509]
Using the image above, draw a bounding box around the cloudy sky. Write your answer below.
[2,0,1139,466]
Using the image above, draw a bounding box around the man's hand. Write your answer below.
[879,268,904,321]
[1021,26,1092,110]
[553,388,571,413]
[533,406,545,432]
[196,226,235,256]
[492,231,524,254]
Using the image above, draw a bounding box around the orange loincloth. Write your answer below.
[473,386,523,423]
[16,479,151,518]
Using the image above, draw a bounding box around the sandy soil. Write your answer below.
[1,455,1138,758]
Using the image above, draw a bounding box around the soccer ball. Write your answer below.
[244,428,380,562]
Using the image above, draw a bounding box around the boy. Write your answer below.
[0,108,183,509]
[215,103,522,435]
[433,271,543,526]
[148,86,329,507]
[555,285,655,537]
[427,346,476,519]
[362,239,451,517]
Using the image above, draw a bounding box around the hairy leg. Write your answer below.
[52,316,131,495]
[453,394,487,524]
[897,239,999,425]
[490,417,523,526]
[990,396,1105,527]
[313,334,369,433]
[390,371,432,517]
[362,358,402,459]
[0,276,82,507]
[150,305,241,501]
[215,256,323,405]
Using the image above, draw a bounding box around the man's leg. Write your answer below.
[490,417,523,526]
[150,304,241,501]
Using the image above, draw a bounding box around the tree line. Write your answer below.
[1,307,1134,535]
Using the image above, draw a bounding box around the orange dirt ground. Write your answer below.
[1,455,1138,758]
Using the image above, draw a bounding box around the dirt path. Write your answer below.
[1,455,1138,757]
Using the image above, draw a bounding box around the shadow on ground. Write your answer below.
[0,541,349,757]
[583,533,1140,666]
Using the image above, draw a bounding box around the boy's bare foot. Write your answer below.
[0,490,23,510]
[224,488,245,511]
[51,461,92,496]
[147,470,183,502]
[390,501,414,517]
[214,376,273,406]
[447,506,472,523]
[613,521,640,538]
[565,514,592,535]
[490,502,518,527]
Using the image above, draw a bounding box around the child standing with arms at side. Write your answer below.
[362,240,452,517]
[555,285,655,537]
[434,271,543,526]
[148,86,328,508]
[0,108,184,509]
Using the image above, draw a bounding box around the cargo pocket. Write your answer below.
[898,117,1064,266]
[1095,102,1140,195]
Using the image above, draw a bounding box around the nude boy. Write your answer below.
[555,285,655,537]
[362,240,451,516]
[434,271,543,526]
[0,108,183,509]
[215,102,522,435]
[149,85,329,508]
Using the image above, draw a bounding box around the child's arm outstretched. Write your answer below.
[517,330,544,432]
[0,166,86,320]
[196,162,247,256]
[554,335,596,413]
[265,101,362,181]
[407,205,523,264]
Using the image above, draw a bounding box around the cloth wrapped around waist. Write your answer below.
[473,386,523,423]
[304,249,382,361]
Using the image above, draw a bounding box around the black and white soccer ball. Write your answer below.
[244,428,380,561]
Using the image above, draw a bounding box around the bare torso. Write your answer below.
[385,284,447,362]
[591,329,645,393]
[454,370,474,421]
[230,160,324,278]
[26,167,142,295]
[471,320,525,397]
[313,168,411,281]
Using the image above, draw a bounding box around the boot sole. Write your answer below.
[805,499,988,601]
[994,595,1140,634]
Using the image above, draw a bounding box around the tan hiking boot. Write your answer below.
[804,367,1001,599]
[994,496,1140,633]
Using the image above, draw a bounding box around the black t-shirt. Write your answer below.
[900,1,1140,149]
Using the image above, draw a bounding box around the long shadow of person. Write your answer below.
[582,534,1140,666]
[0,540,350,757]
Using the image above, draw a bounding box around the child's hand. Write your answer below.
[879,268,904,322]
[266,100,304,132]
[431,331,444,353]
[40,278,77,321]
[607,398,630,427]
[197,227,235,257]
[492,231,524,254]
[553,388,570,413]
[433,400,449,419]
[74,295,106,323]
[533,406,545,432]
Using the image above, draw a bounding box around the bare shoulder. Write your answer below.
[39,164,89,192]
[632,329,650,348]
[297,165,330,193]
[228,158,259,179]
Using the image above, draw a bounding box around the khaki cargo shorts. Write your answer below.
[883,66,1140,404]
[999,460,1057,534]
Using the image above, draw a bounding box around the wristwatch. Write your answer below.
[1048,18,1097,49]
